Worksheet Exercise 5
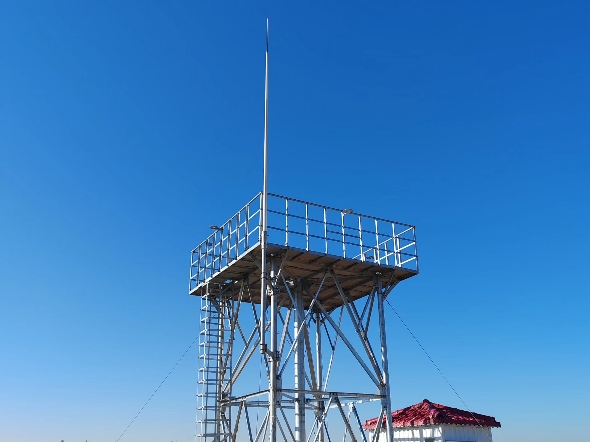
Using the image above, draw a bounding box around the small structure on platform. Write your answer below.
[363,399,501,442]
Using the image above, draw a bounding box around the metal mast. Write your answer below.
[260,20,270,353]
[260,20,269,351]
[259,18,278,442]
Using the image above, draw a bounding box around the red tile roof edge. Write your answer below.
[363,399,501,430]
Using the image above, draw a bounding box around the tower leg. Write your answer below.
[269,258,278,442]
[215,299,224,441]
[377,276,394,442]
[294,283,306,442]
[316,310,324,442]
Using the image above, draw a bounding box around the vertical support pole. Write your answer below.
[376,274,394,442]
[294,283,306,442]
[316,311,324,442]
[269,257,278,442]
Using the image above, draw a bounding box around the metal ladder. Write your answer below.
[197,284,232,442]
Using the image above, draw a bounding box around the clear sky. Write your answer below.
[1,1,589,442]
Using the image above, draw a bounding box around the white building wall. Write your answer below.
[442,424,493,442]
[369,425,443,442]
[367,425,493,442]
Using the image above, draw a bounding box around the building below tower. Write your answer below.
[363,399,501,442]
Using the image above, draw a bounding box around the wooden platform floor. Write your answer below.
[190,244,417,311]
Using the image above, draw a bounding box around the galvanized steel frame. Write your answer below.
[193,233,414,442]
[192,184,419,442]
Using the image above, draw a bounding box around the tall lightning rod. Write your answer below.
[260,19,269,352]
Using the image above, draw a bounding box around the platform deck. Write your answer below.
[189,243,417,310]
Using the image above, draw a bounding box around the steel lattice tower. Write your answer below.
[189,21,419,442]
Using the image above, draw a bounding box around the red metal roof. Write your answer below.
[363,399,501,430]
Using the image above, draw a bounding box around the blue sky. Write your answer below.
[1,1,589,441]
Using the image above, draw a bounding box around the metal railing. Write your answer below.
[190,193,418,291]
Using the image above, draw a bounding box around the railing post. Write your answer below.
[285,197,289,246]
[305,203,309,251]
[341,212,346,259]
[323,208,328,254]
[358,216,364,261]
[227,221,232,263]
[413,226,419,272]
[245,202,250,250]
[375,219,380,264]
[236,212,241,257]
